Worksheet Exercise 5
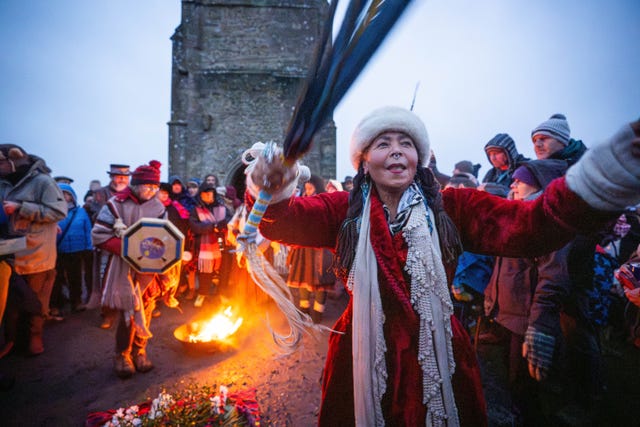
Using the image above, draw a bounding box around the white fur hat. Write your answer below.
[349,106,430,170]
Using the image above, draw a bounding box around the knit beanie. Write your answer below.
[350,106,430,169]
[512,165,540,189]
[131,160,161,185]
[531,113,571,146]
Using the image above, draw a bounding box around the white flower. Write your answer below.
[210,395,222,414]
[147,391,175,421]
[158,391,174,408]
[148,400,159,420]
[147,392,173,420]
[219,385,228,403]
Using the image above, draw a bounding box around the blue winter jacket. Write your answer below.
[57,183,93,253]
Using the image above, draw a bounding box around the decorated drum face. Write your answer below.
[122,218,185,273]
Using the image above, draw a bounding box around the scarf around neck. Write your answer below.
[349,188,459,427]
[195,205,224,273]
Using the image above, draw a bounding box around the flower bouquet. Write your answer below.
[85,384,261,426]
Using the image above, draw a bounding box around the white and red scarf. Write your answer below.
[195,205,225,273]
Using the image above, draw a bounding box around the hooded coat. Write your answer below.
[0,155,67,274]
[482,134,529,191]
[56,183,93,254]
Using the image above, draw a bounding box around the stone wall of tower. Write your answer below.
[168,0,336,192]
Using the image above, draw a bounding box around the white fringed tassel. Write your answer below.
[243,240,329,353]
[240,141,332,353]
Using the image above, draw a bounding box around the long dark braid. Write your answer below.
[333,165,368,280]
[415,166,463,264]
[333,165,463,280]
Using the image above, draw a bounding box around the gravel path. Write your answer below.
[1,290,638,426]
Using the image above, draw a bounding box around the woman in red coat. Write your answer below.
[246,107,640,426]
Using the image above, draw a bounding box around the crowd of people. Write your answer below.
[428,113,640,425]
[0,107,639,426]
[0,151,353,383]
[246,108,640,426]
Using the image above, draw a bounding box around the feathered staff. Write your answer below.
[240,0,414,352]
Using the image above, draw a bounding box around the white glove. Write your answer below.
[566,121,640,211]
[243,142,310,204]
[113,218,127,238]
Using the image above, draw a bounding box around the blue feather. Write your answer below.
[283,0,413,160]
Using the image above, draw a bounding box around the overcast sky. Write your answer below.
[1,1,639,197]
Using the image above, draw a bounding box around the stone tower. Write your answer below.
[168,0,336,192]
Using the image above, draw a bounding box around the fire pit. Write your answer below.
[174,306,243,353]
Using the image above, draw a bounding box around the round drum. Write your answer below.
[121,218,184,273]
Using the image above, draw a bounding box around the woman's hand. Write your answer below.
[242,142,309,203]
[249,149,298,195]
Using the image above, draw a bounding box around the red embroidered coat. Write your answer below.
[251,177,610,427]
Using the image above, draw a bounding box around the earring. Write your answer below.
[361,181,369,201]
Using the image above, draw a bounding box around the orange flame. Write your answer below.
[188,306,243,343]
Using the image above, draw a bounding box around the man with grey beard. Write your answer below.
[86,164,131,328]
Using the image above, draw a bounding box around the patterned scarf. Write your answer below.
[350,185,458,427]
[195,206,223,273]
[172,200,191,219]
[384,183,432,236]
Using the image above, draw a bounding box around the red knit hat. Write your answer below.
[131,160,161,185]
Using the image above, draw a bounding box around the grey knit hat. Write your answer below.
[531,113,571,146]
